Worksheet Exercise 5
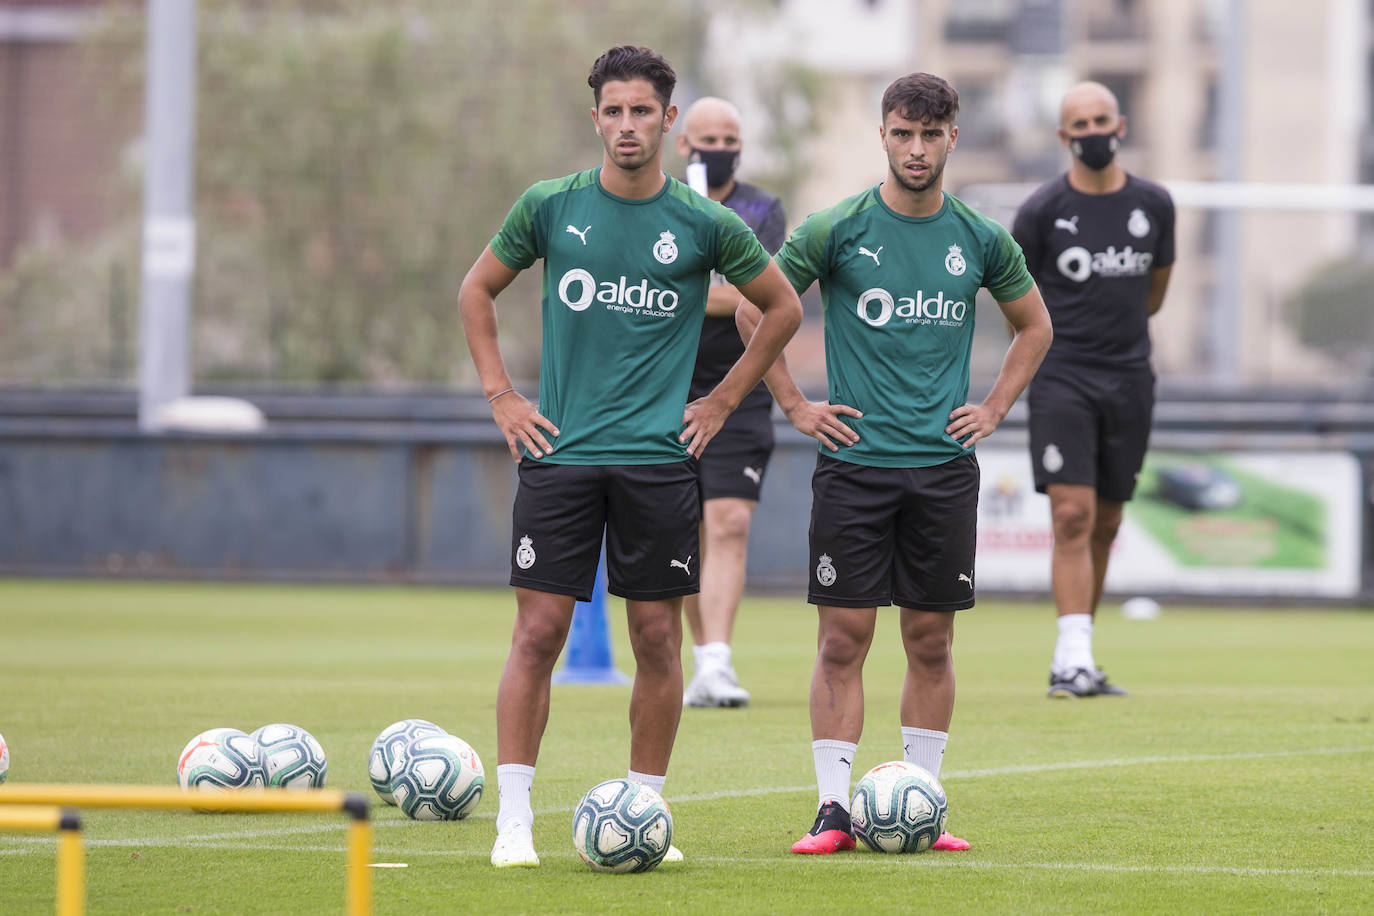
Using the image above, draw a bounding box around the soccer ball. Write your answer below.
[851,761,948,853]
[251,723,328,788]
[390,733,484,820]
[176,727,266,790]
[0,731,9,783]
[571,778,673,873]
[368,719,445,805]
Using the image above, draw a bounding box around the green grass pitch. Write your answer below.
[1,580,1371,914]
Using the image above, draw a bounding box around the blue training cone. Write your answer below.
[553,553,631,685]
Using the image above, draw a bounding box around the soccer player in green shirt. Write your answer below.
[458,45,803,868]
[740,72,1052,854]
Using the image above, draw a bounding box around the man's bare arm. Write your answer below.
[736,300,861,452]
[457,247,559,462]
[679,262,802,457]
[1146,265,1172,316]
[946,284,1052,448]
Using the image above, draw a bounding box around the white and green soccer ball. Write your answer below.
[251,723,327,789]
[851,760,948,853]
[368,719,445,805]
[390,733,484,821]
[0,731,9,783]
[176,727,266,791]
[571,778,673,873]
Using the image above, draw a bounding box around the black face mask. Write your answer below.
[1069,132,1120,170]
[689,147,740,188]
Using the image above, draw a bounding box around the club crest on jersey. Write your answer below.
[515,535,536,570]
[1127,208,1150,238]
[944,245,966,276]
[653,230,678,264]
[815,553,837,587]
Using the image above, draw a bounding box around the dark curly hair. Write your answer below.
[881,72,960,125]
[587,45,677,110]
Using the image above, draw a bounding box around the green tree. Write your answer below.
[1284,257,1374,376]
[0,0,820,387]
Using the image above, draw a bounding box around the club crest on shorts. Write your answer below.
[1128,207,1150,238]
[944,244,966,276]
[515,535,536,570]
[815,553,837,587]
[1042,444,1064,474]
[653,230,678,264]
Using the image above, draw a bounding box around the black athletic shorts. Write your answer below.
[698,405,774,502]
[806,453,979,611]
[509,458,701,602]
[1027,364,1155,502]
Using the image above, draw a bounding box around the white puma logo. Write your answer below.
[670,555,692,575]
[1054,216,1079,235]
[742,466,761,485]
[565,224,591,244]
[958,573,973,588]
[858,245,883,266]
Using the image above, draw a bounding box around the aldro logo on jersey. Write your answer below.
[1055,245,1153,283]
[557,268,680,314]
[855,287,968,328]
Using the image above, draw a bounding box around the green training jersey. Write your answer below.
[777,187,1034,468]
[490,167,771,464]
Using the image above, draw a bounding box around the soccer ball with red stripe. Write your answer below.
[176,727,266,790]
[390,733,484,820]
[851,761,948,853]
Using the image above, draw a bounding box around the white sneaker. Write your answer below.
[683,663,750,708]
[662,843,683,863]
[490,820,539,868]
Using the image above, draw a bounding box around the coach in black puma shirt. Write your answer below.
[1012,81,1175,700]
[675,97,788,709]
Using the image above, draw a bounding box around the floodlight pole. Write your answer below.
[137,0,197,431]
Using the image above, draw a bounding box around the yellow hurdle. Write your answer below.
[0,785,371,916]
[0,804,84,916]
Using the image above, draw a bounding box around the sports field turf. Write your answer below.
[1,580,1371,914]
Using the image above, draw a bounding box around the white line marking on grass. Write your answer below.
[665,745,1374,804]
[945,745,1374,780]
[1,745,1368,858]
[23,839,1371,880]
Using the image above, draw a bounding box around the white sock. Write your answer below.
[1053,613,1095,674]
[691,643,707,672]
[495,764,535,833]
[701,641,731,670]
[812,739,858,809]
[628,769,666,796]
[901,727,948,779]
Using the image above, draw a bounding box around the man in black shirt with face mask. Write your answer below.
[675,96,787,708]
[1012,81,1175,699]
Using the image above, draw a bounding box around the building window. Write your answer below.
[944,0,1014,42]
[951,81,1004,150]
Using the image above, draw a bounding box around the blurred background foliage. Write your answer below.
[0,0,818,386]
[1285,257,1374,377]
